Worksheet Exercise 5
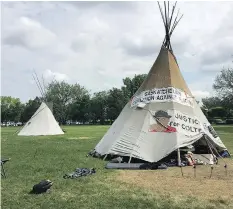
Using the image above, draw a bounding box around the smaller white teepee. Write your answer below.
[18,102,64,136]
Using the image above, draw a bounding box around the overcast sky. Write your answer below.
[1,1,233,102]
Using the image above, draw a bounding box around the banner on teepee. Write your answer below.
[131,87,194,108]
[149,109,203,135]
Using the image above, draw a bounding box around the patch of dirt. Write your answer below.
[115,160,233,201]
[67,137,79,140]
[78,137,91,139]
[67,137,92,140]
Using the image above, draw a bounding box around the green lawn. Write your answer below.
[1,125,233,209]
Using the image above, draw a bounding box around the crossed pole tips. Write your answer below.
[157,1,183,52]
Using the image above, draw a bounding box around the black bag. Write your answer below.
[31,180,53,194]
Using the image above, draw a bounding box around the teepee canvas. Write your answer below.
[18,102,64,136]
[93,2,228,163]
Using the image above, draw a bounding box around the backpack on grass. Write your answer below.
[30,179,53,194]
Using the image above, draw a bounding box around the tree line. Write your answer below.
[201,67,233,123]
[1,74,147,125]
[1,68,232,125]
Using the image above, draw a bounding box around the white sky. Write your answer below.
[1,1,233,102]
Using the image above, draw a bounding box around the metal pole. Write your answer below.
[103,154,108,161]
[128,155,132,164]
[177,148,181,166]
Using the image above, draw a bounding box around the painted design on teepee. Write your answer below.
[202,123,219,139]
[149,110,177,133]
[131,87,194,108]
[207,125,219,138]
[149,110,203,136]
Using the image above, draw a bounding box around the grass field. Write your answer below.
[1,125,233,209]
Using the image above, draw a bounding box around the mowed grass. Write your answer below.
[1,125,233,209]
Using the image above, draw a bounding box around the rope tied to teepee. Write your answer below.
[205,136,228,177]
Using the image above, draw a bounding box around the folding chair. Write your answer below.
[1,158,10,178]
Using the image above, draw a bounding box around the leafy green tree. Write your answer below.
[68,94,91,123]
[106,88,127,123]
[20,97,41,123]
[87,74,147,124]
[202,97,223,110]
[208,107,228,118]
[1,96,24,122]
[213,67,233,110]
[45,81,90,124]
[121,74,147,99]
[89,91,109,124]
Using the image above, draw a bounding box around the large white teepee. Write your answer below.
[18,102,64,136]
[93,2,228,163]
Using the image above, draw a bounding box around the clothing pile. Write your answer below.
[139,162,168,170]
[63,168,96,179]
[160,158,187,167]
[185,151,195,166]
[163,159,178,167]
[110,157,123,163]
[194,158,204,165]
[220,150,230,158]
